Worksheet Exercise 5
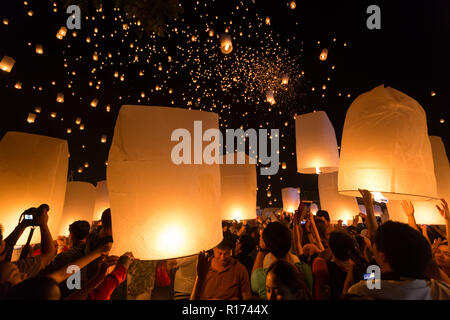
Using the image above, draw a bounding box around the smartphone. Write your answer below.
[301,220,306,225]
[364,272,376,280]
[24,214,33,220]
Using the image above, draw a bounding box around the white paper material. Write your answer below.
[281,187,300,213]
[92,180,110,221]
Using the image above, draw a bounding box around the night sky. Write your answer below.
[0,0,448,209]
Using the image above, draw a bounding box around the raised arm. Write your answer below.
[35,208,57,269]
[190,251,209,300]
[401,200,419,231]
[359,189,378,243]
[309,209,325,252]
[436,199,450,241]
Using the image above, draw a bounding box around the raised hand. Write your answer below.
[196,251,211,280]
[358,189,373,204]
[432,238,444,256]
[436,199,450,222]
[401,200,415,217]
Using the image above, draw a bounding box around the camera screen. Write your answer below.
[364,273,376,280]
[24,214,33,220]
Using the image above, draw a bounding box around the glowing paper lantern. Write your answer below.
[100,135,107,143]
[266,90,275,105]
[295,111,339,174]
[220,152,257,221]
[26,113,36,123]
[90,98,99,108]
[220,34,233,54]
[290,1,297,9]
[310,203,319,215]
[56,93,64,103]
[0,132,68,244]
[338,85,438,201]
[281,188,300,213]
[0,56,15,72]
[93,181,110,221]
[281,74,289,85]
[107,105,223,260]
[319,48,328,61]
[56,26,67,39]
[387,136,450,225]
[319,172,359,223]
[35,44,43,54]
[58,182,96,236]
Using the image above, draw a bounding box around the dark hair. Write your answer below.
[329,231,357,261]
[238,234,256,256]
[374,221,432,278]
[69,220,91,241]
[316,210,330,222]
[267,260,312,300]
[217,237,233,251]
[314,218,328,242]
[262,222,291,259]
[101,209,112,229]
[6,276,60,300]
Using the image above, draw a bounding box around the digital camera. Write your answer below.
[20,204,49,226]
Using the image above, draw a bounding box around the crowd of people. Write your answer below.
[0,189,449,300]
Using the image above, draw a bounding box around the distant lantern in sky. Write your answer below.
[107,105,223,260]
[90,98,99,108]
[290,1,297,9]
[281,187,300,213]
[75,117,81,125]
[92,52,98,61]
[58,182,96,236]
[35,44,43,54]
[0,132,68,244]
[14,82,22,89]
[319,172,359,224]
[114,71,119,78]
[281,162,287,170]
[56,93,64,103]
[26,113,36,123]
[265,17,271,25]
[281,74,289,85]
[209,29,214,37]
[220,152,257,221]
[295,111,339,174]
[319,48,328,61]
[101,135,107,143]
[387,136,450,225]
[34,107,41,113]
[220,34,233,54]
[50,112,57,118]
[0,56,15,72]
[79,124,85,130]
[93,180,110,221]
[338,85,438,201]
[56,26,67,39]
[266,90,275,105]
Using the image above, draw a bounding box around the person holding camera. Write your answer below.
[0,205,56,278]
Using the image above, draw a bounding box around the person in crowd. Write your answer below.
[0,206,56,279]
[190,238,251,300]
[433,239,450,278]
[313,230,368,300]
[173,255,198,300]
[234,234,256,277]
[251,221,313,299]
[265,260,312,300]
[41,220,91,275]
[347,221,450,299]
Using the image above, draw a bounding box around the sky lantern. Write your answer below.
[35,44,43,54]
[266,90,275,104]
[338,85,438,201]
[387,136,450,225]
[93,180,110,221]
[26,113,36,123]
[58,182,96,236]
[0,132,68,244]
[319,48,328,61]
[220,152,257,221]
[290,1,297,9]
[107,105,223,260]
[0,56,15,72]
[56,93,64,103]
[56,26,67,39]
[319,172,359,224]
[90,98,99,107]
[281,187,300,213]
[295,111,339,174]
[281,74,289,85]
[220,34,233,54]
[265,17,271,25]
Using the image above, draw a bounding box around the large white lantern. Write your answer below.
[107,105,223,260]
[93,180,110,221]
[387,136,450,225]
[319,172,359,224]
[295,111,339,174]
[281,187,300,213]
[0,132,68,244]
[220,152,257,221]
[58,182,96,236]
[338,85,438,201]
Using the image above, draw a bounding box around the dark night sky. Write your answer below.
[0,0,448,208]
